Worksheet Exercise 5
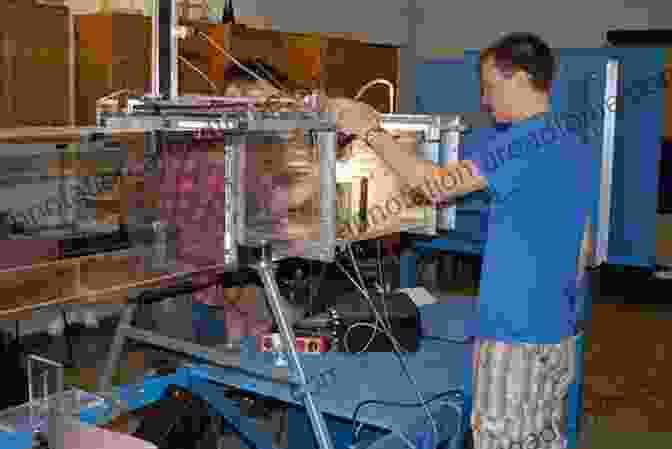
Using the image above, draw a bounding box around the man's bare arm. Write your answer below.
[365,129,487,203]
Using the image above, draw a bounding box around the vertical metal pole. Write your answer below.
[317,131,337,262]
[155,0,179,99]
[99,303,138,395]
[49,360,65,449]
[26,355,35,429]
[169,0,178,99]
[595,60,618,266]
[224,138,238,267]
[438,116,463,231]
[151,0,160,97]
[236,138,247,245]
[254,242,335,449]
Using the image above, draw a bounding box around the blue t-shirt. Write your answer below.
[467,113,597,344]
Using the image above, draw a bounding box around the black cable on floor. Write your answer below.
[351,390,464,444]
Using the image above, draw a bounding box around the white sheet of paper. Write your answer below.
[396,287,438,306]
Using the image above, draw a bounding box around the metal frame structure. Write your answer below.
[94,104,469,449]
[99,106,342,449]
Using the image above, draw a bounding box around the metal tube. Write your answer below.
[224,142,238,266]
[438,116,463,231]
[151,0,160,97]
[255,258,335,449]
[153,0,178,99]
[98,303,137,395]
[169,0,178,99]
[317,131,337,261]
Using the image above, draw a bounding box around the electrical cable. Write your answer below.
[334,252,410,353]
[395,429,416,449]
[376,240,392,331]
[343,322,383,354]
[340,243,440,442]
[196,30,282,94]
[177,55,218,93]
[350,390,464,445]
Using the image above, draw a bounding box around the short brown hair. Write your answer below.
[481,33,556,92]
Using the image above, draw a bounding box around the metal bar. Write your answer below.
[151,0,160,96]
[224,142,239,267]
[102,115,336,133]
[254,245,335,449]
[98,303,137,395]
[156,0,178,99]
[595,60,619,265]
[318,131,337,262]
[438,116,463,231]
[119,325,243,369]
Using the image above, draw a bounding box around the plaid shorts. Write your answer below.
[471,336,577,449]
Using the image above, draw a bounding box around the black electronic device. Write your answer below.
[0,329,28,410]
[323,290,419,353]
[131,384,218,449]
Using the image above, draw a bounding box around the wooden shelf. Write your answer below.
[0,250,190,318]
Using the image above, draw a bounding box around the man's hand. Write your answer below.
[326,98,381,136]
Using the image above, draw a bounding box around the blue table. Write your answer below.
[0,301,478,449]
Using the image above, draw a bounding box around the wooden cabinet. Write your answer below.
[75,17,399,118]
[322,38,399,113]
[195,24,323,95]
[76,13,152,125]
[0,1,71,127]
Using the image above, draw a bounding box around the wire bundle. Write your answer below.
[334,241,447,446]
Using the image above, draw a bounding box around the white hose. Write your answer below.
[354,79,396,113]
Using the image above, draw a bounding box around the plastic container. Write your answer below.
[0,389,105,435]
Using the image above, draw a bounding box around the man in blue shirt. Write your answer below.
[335,32,595,449]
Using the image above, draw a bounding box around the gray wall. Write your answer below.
[207,1,668,112]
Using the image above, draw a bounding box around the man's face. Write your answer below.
[481,57,525,123]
